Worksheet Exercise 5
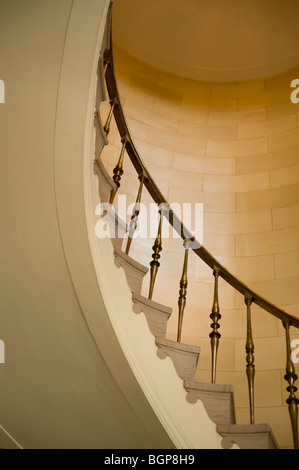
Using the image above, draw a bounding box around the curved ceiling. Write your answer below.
[112,0,299,82]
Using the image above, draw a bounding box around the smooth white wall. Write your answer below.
[0,0,178,449]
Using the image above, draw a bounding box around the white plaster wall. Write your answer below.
[0,0,181,449]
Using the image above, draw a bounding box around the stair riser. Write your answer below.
[156,339,200,381]
[186,390,235,426]
[132,301,171,338]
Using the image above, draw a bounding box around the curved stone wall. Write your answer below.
[100,44,299,448]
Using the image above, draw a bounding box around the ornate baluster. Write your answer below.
[210,269,221,384]
[177,241,190,343]
[109,137,128,204]
[283,320,299,449]
[245,295,255,424]
[103,97,117,136]
[125,172,146,256]
[148,209,163,300]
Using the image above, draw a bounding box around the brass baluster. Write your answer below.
[210,269,221,384]
[109,137,128,204]
[245,296,255,424]
[148,209,163,300]
[177,241,190,343]
[103,97,117,136]
[125,172,146,256]
[283,320,299,449]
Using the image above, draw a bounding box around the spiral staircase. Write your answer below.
[0,0,297,450]
[92,1,299,450]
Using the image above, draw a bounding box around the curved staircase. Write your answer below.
[94,142,279,449]
[93,1,299,449]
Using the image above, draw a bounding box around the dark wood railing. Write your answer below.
[96,5,299,448]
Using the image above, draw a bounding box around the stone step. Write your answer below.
[113,246,148,295]
[155,337,201,381]
[93,157,129,250]
[132,293,172,338]
[93,156,113,204]
[184,380,236,426]
[94,111,109,158]
[217,423,279,449]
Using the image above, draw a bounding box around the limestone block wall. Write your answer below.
[100,44,299,448]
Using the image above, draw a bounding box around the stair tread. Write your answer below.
[96,54,107,106]
[93,157,113,207]
[218,422,274,433]
[218,422,279,449]
[132,293,172,315]
[132,294,172,338]
[94,115,109,150]
[155,337,200,381]
[114,246,149,275]
[184,379,234,393]
[184,379,236,426]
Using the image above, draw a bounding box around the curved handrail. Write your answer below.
[102,44,299,330]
